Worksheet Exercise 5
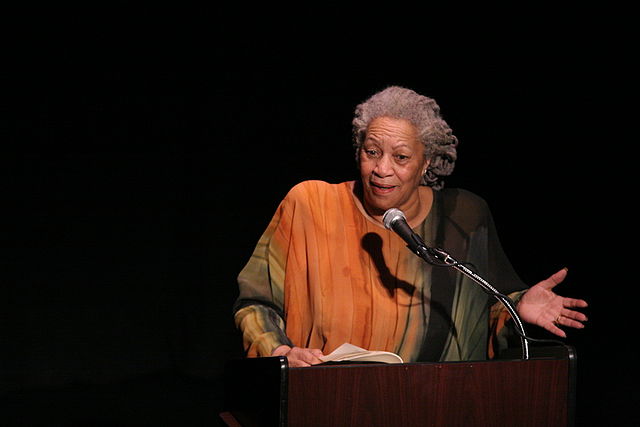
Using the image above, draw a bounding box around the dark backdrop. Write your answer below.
[3,6,633,427]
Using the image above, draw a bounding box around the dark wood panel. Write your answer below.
[287,360,568,427]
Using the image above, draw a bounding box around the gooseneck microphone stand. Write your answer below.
[418,245,530,360]
[383,208,530,360]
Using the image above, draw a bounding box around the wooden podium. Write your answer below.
[221,346,576,427]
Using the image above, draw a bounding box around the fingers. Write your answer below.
[544,321,567,338]
[286,347,324,367]
[271,345,325,367]
[556,298,589,329]
[563,297,589,309]
[288,359,317,368]
[561,307,588,323]
[546,307,589,338]
[539,267,569,290]
[309,348,324,358]
[557,312,587,329]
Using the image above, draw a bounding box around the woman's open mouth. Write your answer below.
[370,181,397,194]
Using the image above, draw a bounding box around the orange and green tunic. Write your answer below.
[234,180,527,362]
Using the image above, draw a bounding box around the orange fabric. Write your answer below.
[238,180,431,361]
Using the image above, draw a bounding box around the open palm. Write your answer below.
[516,268,588,338]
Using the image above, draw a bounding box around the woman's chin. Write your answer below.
[363,198,395,217]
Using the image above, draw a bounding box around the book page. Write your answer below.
[319,343,403,364]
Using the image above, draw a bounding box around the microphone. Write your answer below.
[383,208,531,359]
[382,208,430,257]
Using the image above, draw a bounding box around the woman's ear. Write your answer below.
[423,158,431,175]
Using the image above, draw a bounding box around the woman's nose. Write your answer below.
[373,155,393,177]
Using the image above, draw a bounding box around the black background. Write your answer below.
[3,5,635,426]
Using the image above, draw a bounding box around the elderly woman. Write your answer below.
[233,86,588,367]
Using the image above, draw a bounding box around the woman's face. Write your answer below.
[359,116,429,217]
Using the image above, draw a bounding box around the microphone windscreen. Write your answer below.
[382,208,405,230]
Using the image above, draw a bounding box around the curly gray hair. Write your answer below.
[352,86,458,190]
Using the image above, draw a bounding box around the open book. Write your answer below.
[319,343,403,364]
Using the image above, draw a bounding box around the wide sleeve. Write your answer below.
[439,189,529,359]
[233,190,296,357]
[480,194,530,358]
[488,290,527,358]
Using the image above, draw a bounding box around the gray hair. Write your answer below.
[352,86,458,190]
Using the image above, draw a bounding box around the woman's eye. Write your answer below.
[364,149,378,157]
[395,154,410,161]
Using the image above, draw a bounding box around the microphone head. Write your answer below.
[382,208,406,230]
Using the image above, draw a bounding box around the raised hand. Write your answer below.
[516,268,588,338]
